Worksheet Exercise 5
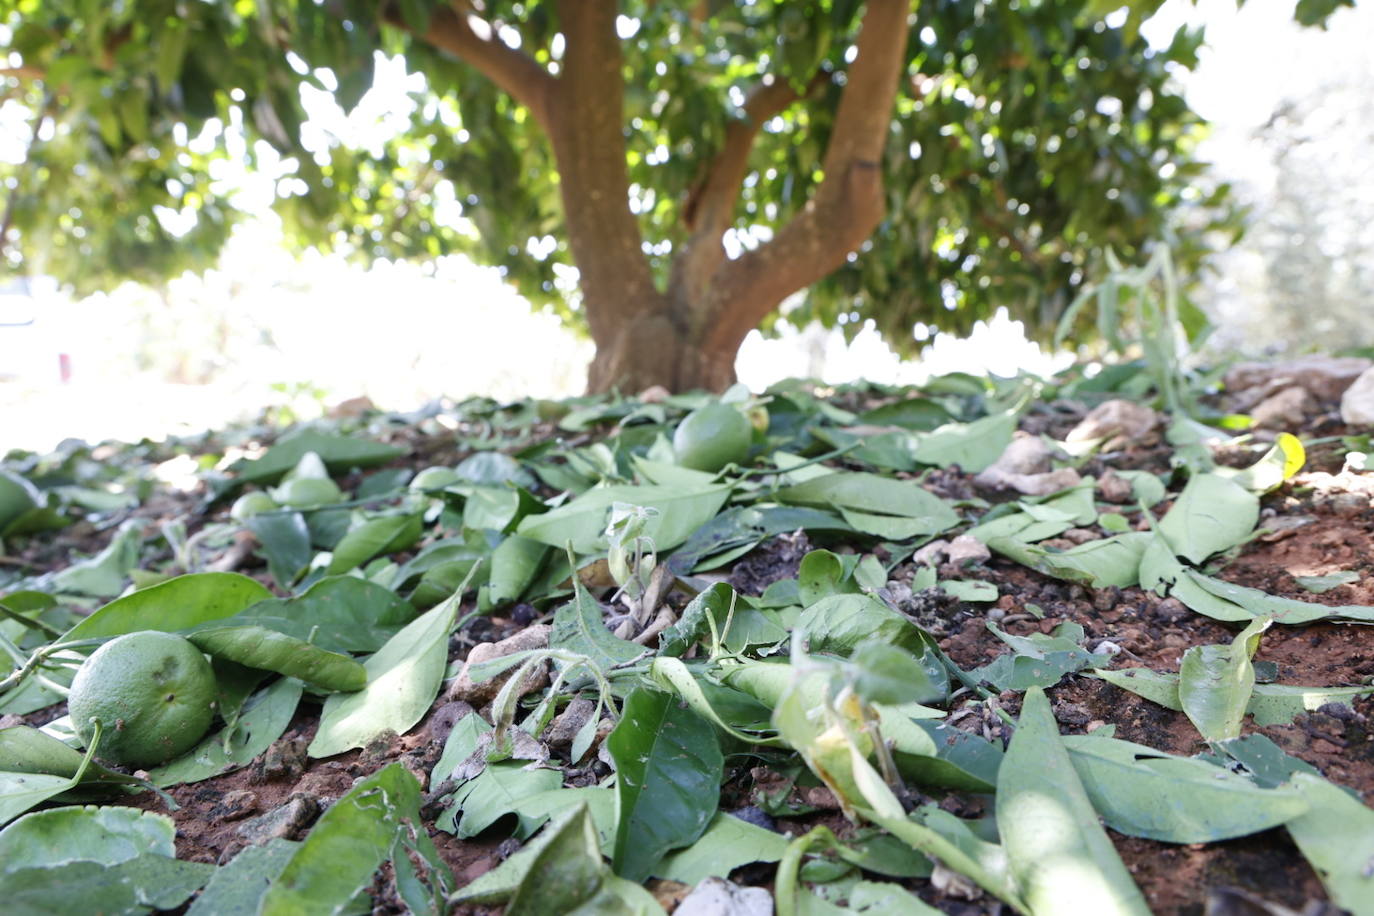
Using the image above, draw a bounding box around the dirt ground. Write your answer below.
[11,402,1373,916]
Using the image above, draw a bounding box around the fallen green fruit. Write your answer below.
[673,402,752,472]
[67,631,217,768]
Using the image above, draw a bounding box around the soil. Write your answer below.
[11,400,1374,916]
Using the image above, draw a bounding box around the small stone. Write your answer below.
[1251,385,1314,429]
[675,877,773,916]
[1097,470,1135,504]
[1153,598,1190,624]
[974,434,1082,495]
[235,793,319,844]
[1066,399,1159,448]
[1317,702,1362,724]
[327,395,376,419]
[945,535,992,566]
[447,624,552,704]
[427,701,476,745]
[0,714,24,729]
[638,385,672,404]
[1341,365,1374,426]
[912,539,950,567]
[1227,355,1372,403]
[544,698,596,749]
[250,733,309,784]
[984,433,1054,475]
[729,805,778,832]
[207,789,259,824]
[930,864,982,900]
[1327,491,1371,517]
[800,786,841,810]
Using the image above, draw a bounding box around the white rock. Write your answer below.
[945,535,992,566]
[1227,355,1372,403]
[675,877,773,916]
[1066,399,1159,447]
[1340,365,1374,426]
[446,624,551,703]
[975,433,1081,495]
[1251,385,1314,429]
[983,432,1053,475]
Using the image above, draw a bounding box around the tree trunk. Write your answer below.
[399,0,912,396]
[584,282,743,393]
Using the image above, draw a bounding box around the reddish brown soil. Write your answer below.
[12,413,1373,915]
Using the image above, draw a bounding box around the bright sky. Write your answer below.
[3,0,1368,452]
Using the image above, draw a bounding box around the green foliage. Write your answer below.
[0,0,1331,351]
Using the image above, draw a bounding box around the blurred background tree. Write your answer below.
[1196,23,1374,359]
[0,0,1347,392]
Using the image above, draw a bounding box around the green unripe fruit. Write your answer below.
[67,631,217,768]
[673,402,753,472]
[747,405,770,436]
[409,466,462,490]
[272,477,344,508]
[230,491,278,522]
[535,399,570,422]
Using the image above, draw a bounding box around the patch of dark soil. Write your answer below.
[921,488,1374,913]
[1115,829,1327,915]
[729,530,811,596]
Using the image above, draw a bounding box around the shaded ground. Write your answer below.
[7,390,1373,916]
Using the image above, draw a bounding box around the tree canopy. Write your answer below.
[0,0,1349,391]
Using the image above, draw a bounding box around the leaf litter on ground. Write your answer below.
[0,363,1372,914]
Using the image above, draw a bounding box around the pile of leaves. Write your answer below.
[1,362,1372,915]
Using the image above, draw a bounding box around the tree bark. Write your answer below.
[397,0,913,394]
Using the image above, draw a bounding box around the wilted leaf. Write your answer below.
[911,411,1018,473]
[548,584,643,669]
[608,687,724,883]
[222,576,417,654]
[774,471,959,538]
[229,431,403,485]
[149,677,303,787]
[1177,618,1269,742]
[189,626,366,692]
[308,588,463,757]
[1157,473,1259,564]
[1063,734,1309,842]
[246,511,312,587]
[63,572,272,642]
[325,514,422,575]
[998,687,1151,914]
[187,838,298,916]
[1094,666,1374,728]
[1284,772,1374,912]
[517,483,731,554]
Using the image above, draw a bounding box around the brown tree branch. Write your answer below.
[387,0,557,131]
[682,71,828,235]
[550,0,663,351]
[699,0,913,352]
[671,69,830,307]
[0,66,44,81]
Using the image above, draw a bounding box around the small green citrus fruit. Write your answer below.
[272,476,344,508]
[409,466,462,490]
[230,490,278,522]
[673,402,752,472]
[67,631,217,768]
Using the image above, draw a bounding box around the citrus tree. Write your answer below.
[0,1,1342,391]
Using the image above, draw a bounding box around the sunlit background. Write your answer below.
[4,0,1373,453]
